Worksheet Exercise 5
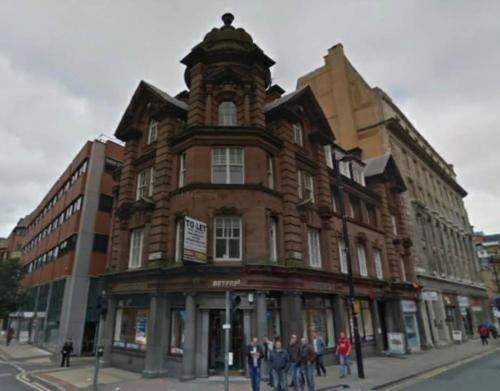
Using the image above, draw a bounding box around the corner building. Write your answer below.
[103,14,420,379]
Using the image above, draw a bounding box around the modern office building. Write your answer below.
[10,138,123,353]
[298,44,489,347]
[101,14,421,379]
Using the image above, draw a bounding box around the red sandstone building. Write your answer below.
[9,139,123,354]
[101,14,421,378]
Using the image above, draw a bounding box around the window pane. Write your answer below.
[229,239,240,259]
[170,309,185,355]
[213,166,227,184]
[215,239,226,258]
[229,166,243,184]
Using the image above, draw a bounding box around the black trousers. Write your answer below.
[61,353,70,367]
[316,354,326,375]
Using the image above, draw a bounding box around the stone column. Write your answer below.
[332,295,347,341]
[280,292,303,344]
[143,294,170,378]
[102,296,117,364]
[370,300,384,354]
[182,293,197,380]
[255,291,267,339]
[196,309,210,378]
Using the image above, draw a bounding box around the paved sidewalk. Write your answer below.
[2,337,499,390]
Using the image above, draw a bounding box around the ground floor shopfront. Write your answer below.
[101,267,422,379]
[417,275,490,348]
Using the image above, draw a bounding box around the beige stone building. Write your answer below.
[298,44,489,348]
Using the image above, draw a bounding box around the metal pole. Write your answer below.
[224,291,230,391]
[333,154,365,379]
[92,316,101,390]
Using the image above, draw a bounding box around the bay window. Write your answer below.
[307,227,322,268]
[357,243,368,277]
[128,228,144,269]
[298,170,315,202]
[214,216,242,260]
[212,147,244,184]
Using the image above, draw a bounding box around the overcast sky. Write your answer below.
[1,0,499,237]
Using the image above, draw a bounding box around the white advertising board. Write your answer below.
[183,216,208,263]
[388,332,406,355]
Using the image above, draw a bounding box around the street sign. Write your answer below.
[421,291,438,301]
[223,323,231,330]
[228,352,233,366]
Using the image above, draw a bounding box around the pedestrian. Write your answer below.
[6,327,15,346]
[263,336,274,386]
[288,334,303,390]
[336,331,352,378]
[60,338,74,367]
[312,330,326,376]
[491,325,498,339]
[299,337,316,391]
[479,325,489,345]
[269,340,289,391]
[246,336,264,391]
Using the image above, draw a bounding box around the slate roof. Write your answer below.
[363,153,392,177]
[142,81,188,111]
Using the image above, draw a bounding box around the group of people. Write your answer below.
[246,331,352,391]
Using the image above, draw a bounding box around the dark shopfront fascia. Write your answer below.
[100,272,416,379]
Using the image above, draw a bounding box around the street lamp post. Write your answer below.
[333,153,365,379]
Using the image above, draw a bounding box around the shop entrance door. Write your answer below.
[208,309,244,374]
[403,313,421,352]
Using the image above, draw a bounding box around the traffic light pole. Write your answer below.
[333,154,365,379]
[92,315,102,390]
[224,290,230,391]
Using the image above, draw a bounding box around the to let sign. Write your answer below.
[183,216,208,263]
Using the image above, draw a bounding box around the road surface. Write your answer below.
[0,358,34,391]
[391,350,500,391]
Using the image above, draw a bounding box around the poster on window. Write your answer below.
[183,216,208,263]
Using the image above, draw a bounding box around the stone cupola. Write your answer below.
[180,13,275,129]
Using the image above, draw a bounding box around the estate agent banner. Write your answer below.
[183,216,208,263]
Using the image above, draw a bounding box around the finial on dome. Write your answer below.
[222,13,234,26]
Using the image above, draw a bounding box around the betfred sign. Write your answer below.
[183,216,207,263]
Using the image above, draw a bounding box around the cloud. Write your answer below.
[0,0,499,235]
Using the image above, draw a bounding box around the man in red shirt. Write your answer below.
[336,332,352,378]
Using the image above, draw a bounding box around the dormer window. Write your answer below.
[147,120,158,144]
[218,101,237,126]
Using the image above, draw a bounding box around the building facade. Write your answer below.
[10,139,123,354]
[102,14,421,379]
[298,44,489,348]
[474,232,500,327]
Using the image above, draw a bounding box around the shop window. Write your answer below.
[113,299,149,351]
[297,170,315,202]
[302,299,335,348]
[214,216,241,261]
[269,217,278,263]
[338,239,348,274]
[218,101,237,126]
[267,154,274,189]
[212,147,244,184]
[373,248,384,280]
[178,152,186,188]
[147,120,158,144]
[358,300,374,342]
[128,228,144,269]
[357,243,368,277]
[169,308,186,355]
[307,228,322,268]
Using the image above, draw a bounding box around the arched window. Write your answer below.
[218,101,237,126]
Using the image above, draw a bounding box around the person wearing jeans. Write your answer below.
[270,340,289,391]
[312,331,326,376]
[299,337,316,391]
[287,334,302,390]
[246,336,264,391]
[336,332,352,378]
